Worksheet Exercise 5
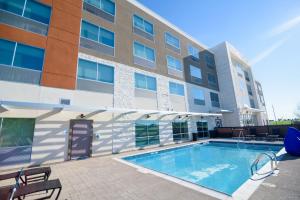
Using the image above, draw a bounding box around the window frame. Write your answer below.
[164,32,180,50]
[187,44,200,59]
[77,58,115,85]
[192,88,205,106]
[169,81,185,96]
[134,72,157,91]
[133,14,154,36]
[0,0,52,25]
[166,55,182,72]
[133,41,156,63]
[210,92,220,108]
[189,65,202,79]
[84,0,116,16]
[81,20,115,48]
[0,38,45,72]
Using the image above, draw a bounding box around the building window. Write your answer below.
[190,65,202,83]
[77,58,114,84]
[247,84,253,96]
[250,99,256,108]
[210,92,220,107]
[133,14,154,35]
[135,72,157,91]
[81,20,115,48]
[172,121,189,142]
[0,0,51,24]
[196,121,208,138]
[166,55,182,71]
[0,39,45,71]
[244,71,250,81]
[84,0,115,16]
[0,118,35,147]
[207,73,217,87]
[169,82,184,96]
[165,32,180,49]
[192,88,205,105]
[187,45,199,59]
[205,53,215,68]
[133,41,155,62]
[135,120,159,147]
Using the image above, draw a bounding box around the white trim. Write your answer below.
[0,100,222,117]
[126,0,211,53]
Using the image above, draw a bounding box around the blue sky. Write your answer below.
[138,0,300,119]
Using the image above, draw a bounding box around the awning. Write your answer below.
[241,105,265,113]
[0,100,222,117]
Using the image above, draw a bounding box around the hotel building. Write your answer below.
[0,0,267,169]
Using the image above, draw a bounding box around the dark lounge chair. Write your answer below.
[0,167,51,185]
[0,167,62,200]
[0,179,62,200]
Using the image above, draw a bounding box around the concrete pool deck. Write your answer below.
[0,140,299,200]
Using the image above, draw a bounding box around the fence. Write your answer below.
[214,124,300,138]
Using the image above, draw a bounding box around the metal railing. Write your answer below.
[250,152,278,176]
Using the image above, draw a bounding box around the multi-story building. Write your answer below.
[212,42,268,127]
[0,0,266,169]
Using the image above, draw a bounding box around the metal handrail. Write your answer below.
[237,130,245,148]
[250,152,278,175]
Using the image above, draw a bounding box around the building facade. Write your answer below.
[211,42,268,127]
[0,0,265,169]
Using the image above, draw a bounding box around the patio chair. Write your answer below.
[266,128,280,142]
[0,167,51,185]
[0,179,62,200]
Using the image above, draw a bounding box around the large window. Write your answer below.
[133,41,155,62]
[192,88,205,105]
[0,118,35,148]
[247,84,253,96]
[169,82,184,96]
[166,55,182,71]
[205,53,215,68]
[0,0,51,24]
[187,45,200,59]
[190,65,202,82]
[165,32,180,49]
[135,120,159,147]
[172,121,189,142]
[210,92,220,107]
[196,121,208,138]
[77,58,114,83]
[81,20,115,48]
[133,14,154,35]
[0,39,45,71]
[250,99,256,108]
[84,0,115,16]
[207,73,217,87]
[135,73,157,91]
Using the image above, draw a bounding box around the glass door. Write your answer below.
[196,121,209,139]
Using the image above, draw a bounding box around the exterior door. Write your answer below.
[68,119,93,160]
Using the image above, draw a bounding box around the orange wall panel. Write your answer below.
[0,24,46,48]
[41,0,82,90]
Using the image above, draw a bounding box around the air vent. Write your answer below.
[60,98,71,105]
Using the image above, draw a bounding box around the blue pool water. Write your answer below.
[123,142,283,195]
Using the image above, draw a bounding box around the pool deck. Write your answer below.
[0,140,299,200]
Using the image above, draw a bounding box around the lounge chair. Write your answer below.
[0,167,51,185]
[0,179,62,200]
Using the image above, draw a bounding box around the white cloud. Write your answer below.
[269,15,300,37]
[250,38,287,65]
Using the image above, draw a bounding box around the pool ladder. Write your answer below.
[236,130,245,148]
[250,152,278,176]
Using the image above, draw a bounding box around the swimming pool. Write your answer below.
[123,141,283,195]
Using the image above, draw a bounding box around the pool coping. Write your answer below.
[114,139,285,200]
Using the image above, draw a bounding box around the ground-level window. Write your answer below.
[172,121,189,142]
[0,118,35,166]
[196,121,209,138]
[135,120,159,147]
